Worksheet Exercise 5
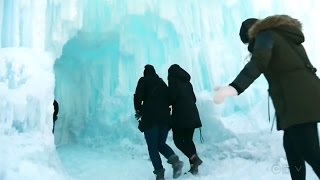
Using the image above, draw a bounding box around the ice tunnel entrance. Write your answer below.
[51,10,244,180]
[52,13,181,147]
[51,14,187,179]
[53,31,130,146]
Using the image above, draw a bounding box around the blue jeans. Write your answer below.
[144,126,175,171]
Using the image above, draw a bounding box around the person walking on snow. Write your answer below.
[52,100,59,133]
[134,64,183,180]
[214,15,320,180]
[168,64,203,175]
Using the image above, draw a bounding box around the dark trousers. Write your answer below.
[172,128,196,159]
[52,116,58,133]
[52,122,55,133]
[144,126,175,171]
[283,123,320,180]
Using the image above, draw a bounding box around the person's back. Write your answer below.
[168,64,201,129]
[134,64,184,180]
[255,23,320,129]
[228,15,320,130]
[167,64,203,175]
[213,15,320,180]
[134,66,171,130]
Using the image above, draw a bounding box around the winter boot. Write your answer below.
[184,159,193,174]
[167,154,183,179]
[189,154,202,175]
[153,168,165,180]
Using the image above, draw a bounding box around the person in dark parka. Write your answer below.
[52,100,59,133]
[134,64,183,180]
[214,15,320,180]
[167,64,203,175]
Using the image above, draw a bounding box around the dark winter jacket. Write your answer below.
[134,65,171,130]
[53,100,59,122]
[168,64,202,128]
[230,15,320,130]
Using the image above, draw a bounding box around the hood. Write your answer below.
[144,64,159,78]
[248,15,304,44]
[168,64,191,82]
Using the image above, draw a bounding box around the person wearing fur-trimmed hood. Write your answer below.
[214,15,320,179]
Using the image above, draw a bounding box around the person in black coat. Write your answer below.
[134,64,183,180]
[52,100,59,133]
[214,15,320,179]
[167,64,203,175]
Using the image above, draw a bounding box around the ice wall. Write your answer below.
[0,48,54,134]
[0,0,83,55]
[53,0,320,147]
[1,0,320,179]
[0,0,83,179]
[0,48,69,179]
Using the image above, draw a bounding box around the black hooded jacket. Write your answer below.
[230,15,320,130]
[168,64,202,128]
[134,65,171,129]
[53,100,59,122]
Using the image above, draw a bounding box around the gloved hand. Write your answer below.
[213,86,238,104]
[135,110,142,120]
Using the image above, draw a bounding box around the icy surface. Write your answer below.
[1,0,320,180]
[0,48,67,179]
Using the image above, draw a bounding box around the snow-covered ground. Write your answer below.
[1,1,320,180]
[56,131,319,180]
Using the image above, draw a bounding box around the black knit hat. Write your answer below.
[239,18,258,43]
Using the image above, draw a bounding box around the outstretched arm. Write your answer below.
[214,31,274,104]
[230,31,274,94]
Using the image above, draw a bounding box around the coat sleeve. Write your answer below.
[134,78,144,111]
[230,31,274,94]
